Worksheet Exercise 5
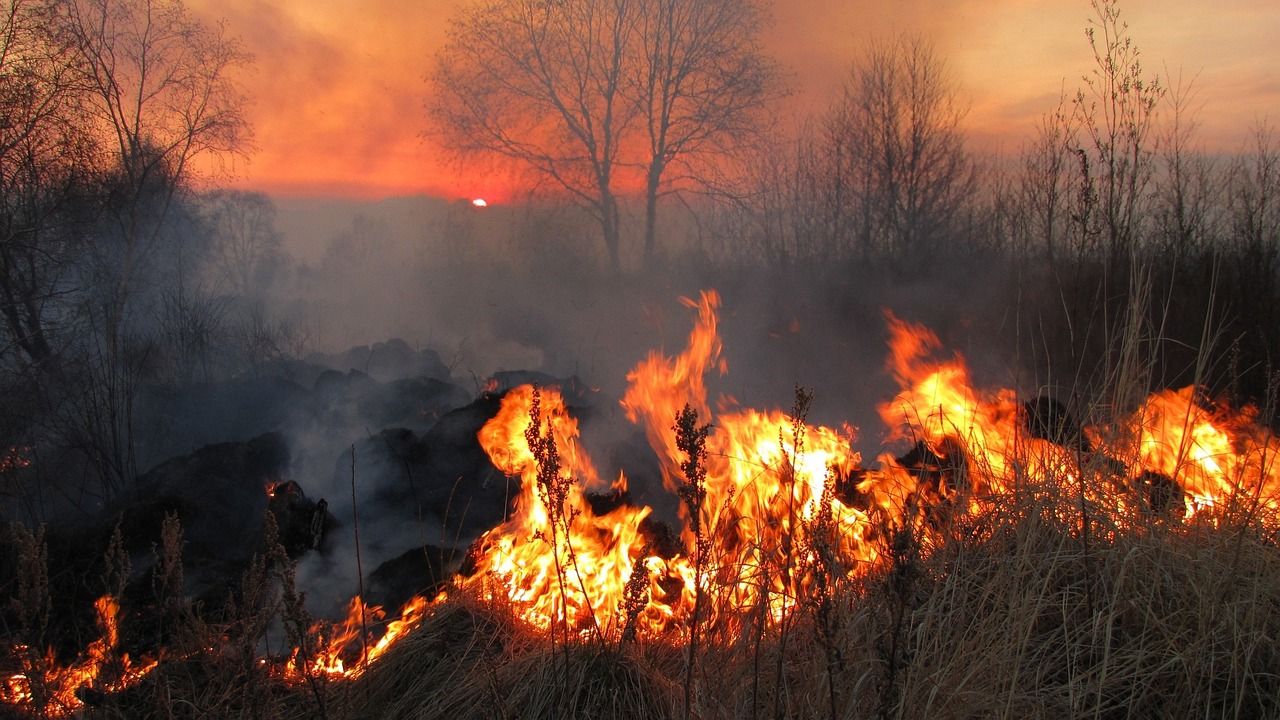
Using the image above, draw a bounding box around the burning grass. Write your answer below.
[5,288,1280,718]
[155,502,1280,719]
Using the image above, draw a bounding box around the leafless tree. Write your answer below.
[39,0,250,493]
[52,0,249,335]
[1151,71,1217,264]
[0,0,90,370]
[825,35,974,266]
[1073,0,1163,265]
[1226,124,1280,302]
[1017,95,1078,272]
[429,0,779,273]
[430,0,637,274]
[632,0,779,267]
[202,189,282,298]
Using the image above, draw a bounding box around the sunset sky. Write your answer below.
[188,0,1280,201]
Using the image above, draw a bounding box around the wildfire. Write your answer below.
[9,288,1280,710]
[277,593,437,683]
[454,291,1280,641]
[1,596,156,718]
[464,383,667,635]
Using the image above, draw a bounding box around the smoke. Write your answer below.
[222,191,1030,619]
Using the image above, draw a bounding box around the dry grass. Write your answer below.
[271,494,1278,720]
[7,465,1280,720]
[321,597,678,720]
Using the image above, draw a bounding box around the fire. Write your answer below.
[1,596,156,717]
[467,290,875,635]
[464,384,667,635]
[10,288,1280,706]
[278,593,437,683]
[1097,387,1280,518]
[619,290,873,626]
[866,312,1079,507]
[459,292,1280,641]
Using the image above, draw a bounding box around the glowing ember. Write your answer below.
[0,446,32,474]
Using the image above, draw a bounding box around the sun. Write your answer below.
[471,198,488,208]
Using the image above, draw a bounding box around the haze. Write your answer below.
[190,0,1279,200]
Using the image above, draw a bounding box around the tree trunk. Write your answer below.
[601,190,622,275]
[643,163,662,269]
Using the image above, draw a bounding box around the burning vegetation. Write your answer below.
[5,289,1280,718]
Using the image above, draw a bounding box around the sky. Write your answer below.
[188,0,1280,201]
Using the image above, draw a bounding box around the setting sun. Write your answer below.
[472,197,487,207]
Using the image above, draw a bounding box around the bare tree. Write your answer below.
[826,35,974,266]
[0,0,90,369]
[1073,0,1163,265]
[1017,98,1069,269]
[632,0,779,267]
[430,0,637,274]
[55,0,249,340]
[202,189,282,298]
[1151,71,1217,264]
[429,0,779,273]
[48,0,249,493]
[1226,124,1280,305]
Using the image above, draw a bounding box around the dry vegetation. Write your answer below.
[43,476,1278,719]
[4,1,1280,718]
[7,355,1280,720]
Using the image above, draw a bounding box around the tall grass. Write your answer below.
[315,480,1280,720]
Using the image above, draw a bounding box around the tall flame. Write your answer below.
[465,384,670,635]
[10,288,1280,707]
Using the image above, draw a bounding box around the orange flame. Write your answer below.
[1,596,156,717]
[12,289,1280,703]
[277,593,437,683]
[464,384,669,635]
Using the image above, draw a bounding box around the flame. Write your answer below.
[868,312,1074,503]
[278,593,437,683]
[1,596,156,717]
[1093,387,1280,518]
[462,294,1280,641]
[621,289,725,496]
[468,292,875,636]
[620,292,873,626]
[464,384,668,635]
[11,289,1280,703]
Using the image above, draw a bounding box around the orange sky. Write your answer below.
[189,0,1280,200]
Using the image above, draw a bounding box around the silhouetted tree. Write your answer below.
[1073,0,1163,266]
[810,35,974,267]
[202,190,283,298]
[1151,73,1217,265]
[55,0,249,343]
[633,0,779,267]
[38,0,250,493]
[429,0,779,273]
[431,0,636,273]
[0,0,91,370]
